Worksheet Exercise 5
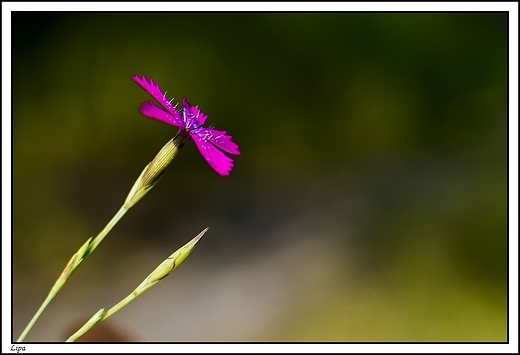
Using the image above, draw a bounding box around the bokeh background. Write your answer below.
[13,12,507,342]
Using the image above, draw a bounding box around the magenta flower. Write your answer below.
[131,75,240,176]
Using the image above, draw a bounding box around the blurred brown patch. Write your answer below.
[64,319,134,342]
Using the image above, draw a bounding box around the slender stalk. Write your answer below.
[65,309,107,343]
[87,206,128,255]
[16,290,54,342]
[65,292,136,343]
[66,228,208,342]
[17,206,129,342]
[17,132,185,342]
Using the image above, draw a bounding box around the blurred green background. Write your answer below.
[13,12,507,342]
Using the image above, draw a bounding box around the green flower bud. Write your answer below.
[124,129,189,209]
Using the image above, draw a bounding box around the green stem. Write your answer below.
[65,228,208,342]
[16,292,54,342]
[66,293,135,342]
[65,309,106,343]
[17,205,129,342]
[18,133,185,342]
[87,206,128,255]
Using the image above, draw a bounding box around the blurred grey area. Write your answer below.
[13,13,507,341]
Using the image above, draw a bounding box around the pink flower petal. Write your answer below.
[131,75,179,118]
[191,134,235,176]
[133,76,240,176]
[138,101,184,128]
[203,128,240,155]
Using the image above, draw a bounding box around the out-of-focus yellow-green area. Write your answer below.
[13,13,507,342]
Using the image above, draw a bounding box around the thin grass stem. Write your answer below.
[16,206,128,342]
[66,228,208,342]
[17,132,184,342]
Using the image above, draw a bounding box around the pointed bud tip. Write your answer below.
[194,227,210,243]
